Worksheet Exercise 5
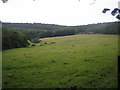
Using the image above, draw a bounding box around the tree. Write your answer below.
[2,27,30,50]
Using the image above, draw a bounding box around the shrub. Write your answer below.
[32,38,42,43]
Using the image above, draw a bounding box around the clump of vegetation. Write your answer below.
[2,27,29,50]
[50,41,56,44]
[31,38,42,43]
[31,44,36,46]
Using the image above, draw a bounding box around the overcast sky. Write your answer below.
[0,0,119,26]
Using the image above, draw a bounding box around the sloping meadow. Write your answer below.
[2,34,118,88]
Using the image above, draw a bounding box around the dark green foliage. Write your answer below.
[2,22,119,50]
[74,22,119,34]
[2,27,29,50]
[3,22,119,40]
[3,23,64,31]
[54,28,76,36]
[32,44,36,46]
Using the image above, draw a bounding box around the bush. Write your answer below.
[32,38,42,43]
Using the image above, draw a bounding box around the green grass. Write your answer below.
[2,34,118,88]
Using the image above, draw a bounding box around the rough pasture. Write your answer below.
[2,34,118,88]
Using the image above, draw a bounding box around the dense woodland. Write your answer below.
[2,27,29,50]
[2,21,120,50]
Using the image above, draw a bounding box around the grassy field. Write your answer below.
[2,34,118,88]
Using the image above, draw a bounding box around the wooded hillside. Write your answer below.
[2,21,119,50]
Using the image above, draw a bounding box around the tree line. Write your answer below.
[2,21,120,50]
[2,27,29,50]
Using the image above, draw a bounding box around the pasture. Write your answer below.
[2,34,118,88]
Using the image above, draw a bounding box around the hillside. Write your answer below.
[2,21,119,50]
[2,22,66,31]
[3,34,118,88]
[3,22,119,34]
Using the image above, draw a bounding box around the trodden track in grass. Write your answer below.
[2,34,118,88]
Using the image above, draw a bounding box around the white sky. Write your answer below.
[0,0,119,26]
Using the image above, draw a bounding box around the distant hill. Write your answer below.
[2,22,66,31]
[73,22,119,34]
[2,21,119,50]
[2,22,119,35]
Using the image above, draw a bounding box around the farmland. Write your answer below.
[2,34,118,88]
